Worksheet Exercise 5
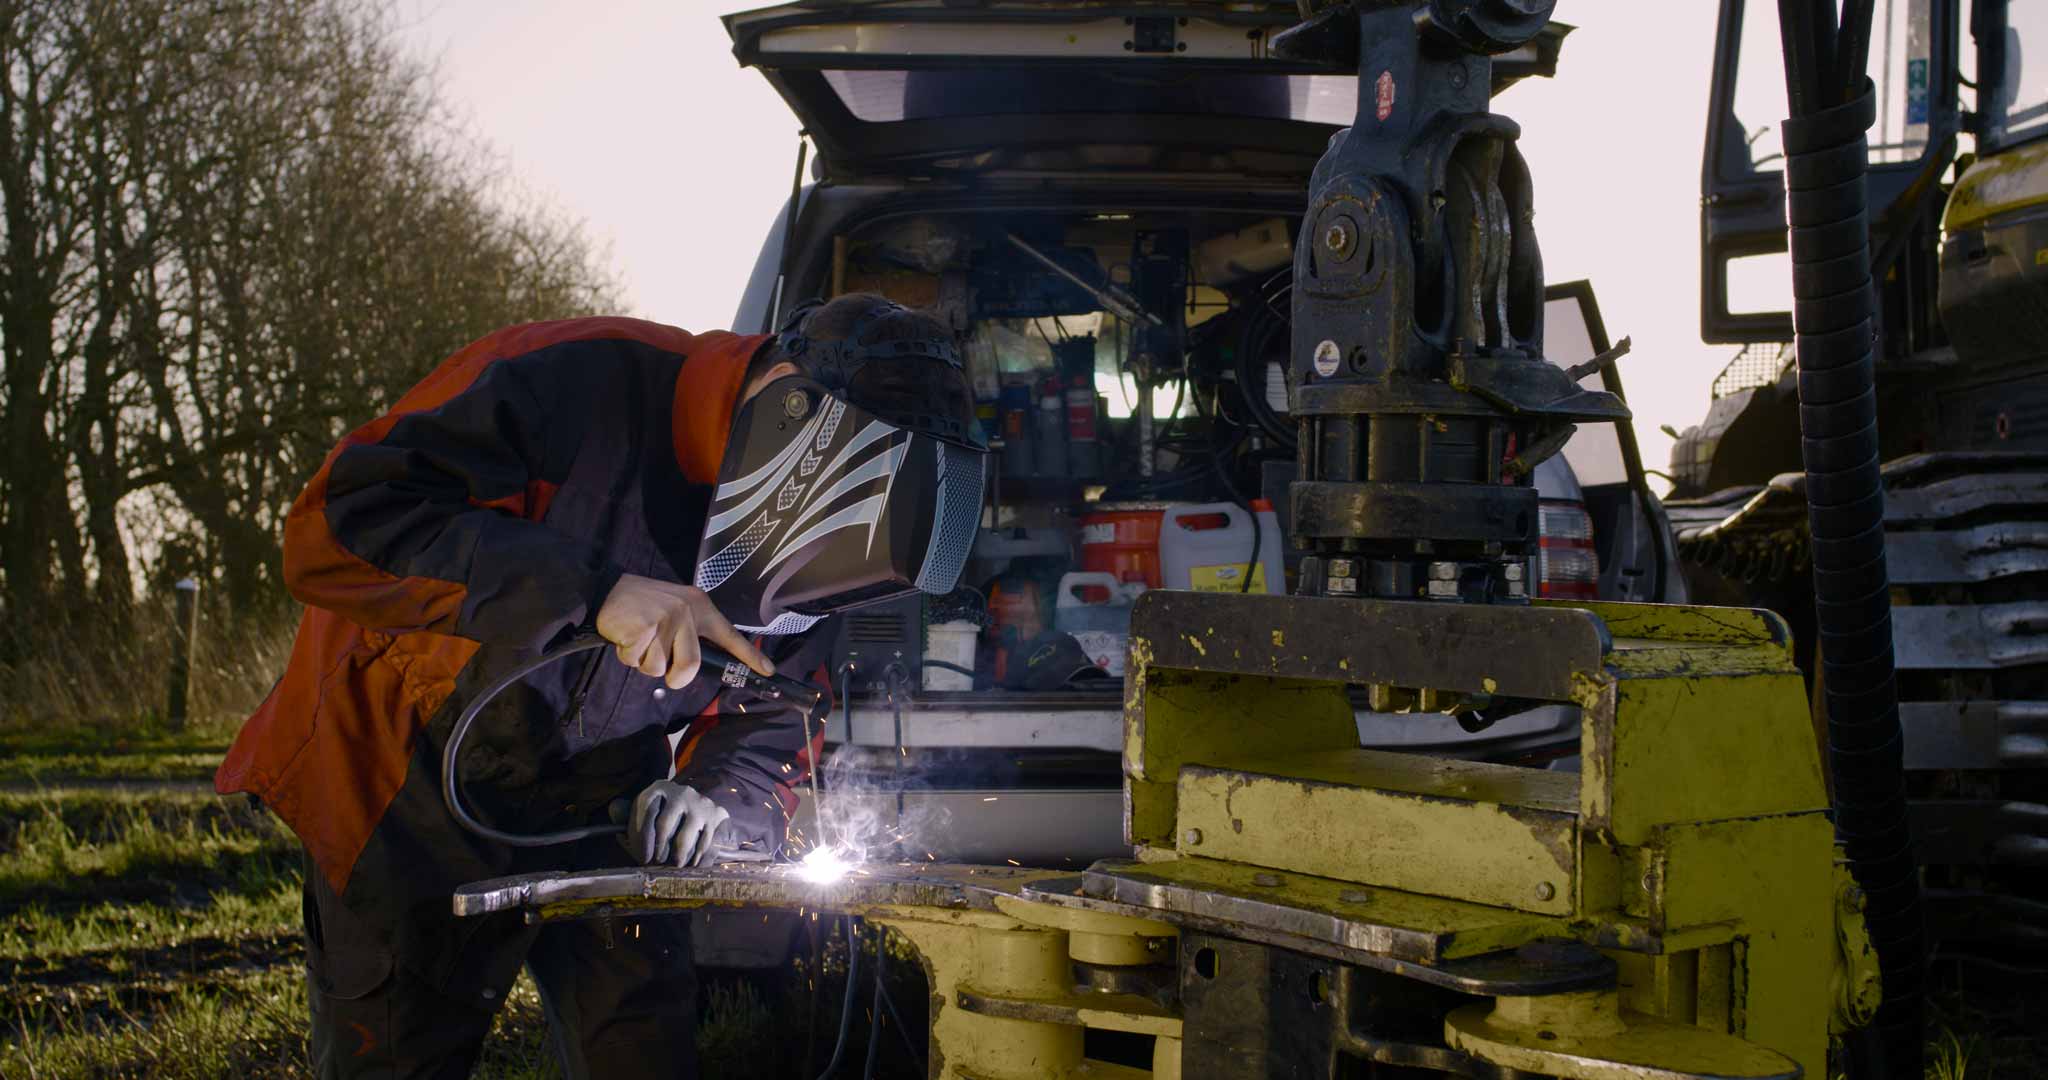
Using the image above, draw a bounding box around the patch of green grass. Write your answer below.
[0,752,224,785]
[0,725,232,785]
[0,789,296,913]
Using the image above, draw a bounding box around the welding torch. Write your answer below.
[441,632,825,856]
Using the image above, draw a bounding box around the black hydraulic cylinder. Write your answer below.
[1775,2,1923,1072]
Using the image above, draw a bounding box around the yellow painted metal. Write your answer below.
[1122,658,1358,849]
[1151,1035,1183,1080]
[1943,138,2048,233]
[1084,853,1567,962]
[1832,862,1883,1032]
[1118,596,1867,1079]
[1580,646,1827,849]
[1443,990,1800,1080]
[883,918,1085,1080]
[1172,750,1577,915]
[1622,816,1838,1071]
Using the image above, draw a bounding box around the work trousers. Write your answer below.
[302,852,697,1079]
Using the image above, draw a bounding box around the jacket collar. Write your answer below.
[673,332,772,485]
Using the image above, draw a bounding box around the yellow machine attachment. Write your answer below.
[456,591,1877,1079]
[1101,590,1879,1078]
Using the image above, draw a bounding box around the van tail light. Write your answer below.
[1537,499,1599,600]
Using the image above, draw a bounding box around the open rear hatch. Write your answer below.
[722,1,1566,183]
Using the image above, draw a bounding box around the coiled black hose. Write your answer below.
[443,635,626,848]
[1779,67,1922,1074]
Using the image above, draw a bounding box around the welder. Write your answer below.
[214,294,985,1079]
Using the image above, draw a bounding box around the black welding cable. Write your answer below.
[875,966,925,1072]
[815,916,864,1080]
[860,962,885,1080]
[442,635,627,847]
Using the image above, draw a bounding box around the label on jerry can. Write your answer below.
[1189,563,1267,593]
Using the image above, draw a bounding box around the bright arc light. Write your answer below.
[795,844,856,885]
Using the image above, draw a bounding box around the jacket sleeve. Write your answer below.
[672,625,838,857]
[281,350,623,652]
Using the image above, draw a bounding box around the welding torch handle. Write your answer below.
[442,633,826,850]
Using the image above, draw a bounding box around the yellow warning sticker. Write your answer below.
[1189,563,1267,592]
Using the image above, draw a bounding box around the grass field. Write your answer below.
[0,728,922,1080]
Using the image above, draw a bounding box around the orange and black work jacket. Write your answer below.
[216,318,831,989]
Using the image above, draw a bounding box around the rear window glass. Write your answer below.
[821,69,1356,125]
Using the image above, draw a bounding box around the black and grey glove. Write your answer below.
[621,780,731,867]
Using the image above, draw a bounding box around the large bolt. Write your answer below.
[1324,218,1354,257]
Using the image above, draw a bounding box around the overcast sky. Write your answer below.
[399,1,1750,479]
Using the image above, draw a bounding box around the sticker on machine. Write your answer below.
[1376,71,1396,122]
[1313,339,1341,377]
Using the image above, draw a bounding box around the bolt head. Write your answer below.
[1534,881,1557,902]
[1323,219,1353,256]
[1182,828,1203,846]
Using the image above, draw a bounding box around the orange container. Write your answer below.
[1079,503,1167,588]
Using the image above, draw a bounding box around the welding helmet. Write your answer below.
[693,299,988,635]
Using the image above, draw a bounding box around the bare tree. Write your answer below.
[0,0,620,647]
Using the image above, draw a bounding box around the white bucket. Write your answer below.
[924,620,979,691]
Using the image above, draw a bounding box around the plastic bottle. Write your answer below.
[998,382,1033,478]
[1159,501,1285,594]
[1053,571,1144,675]
[1065,378,1101,479]
[1033,374,1068,477]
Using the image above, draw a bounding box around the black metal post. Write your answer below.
[167,579,199,730]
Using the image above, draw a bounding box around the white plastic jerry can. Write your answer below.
[1159,501,1285,594]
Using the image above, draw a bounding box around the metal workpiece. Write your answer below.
[456,860,1185,1080]
[451,861,1067,921]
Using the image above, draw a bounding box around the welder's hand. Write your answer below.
[624,780,732,867]
[595,574,773,689]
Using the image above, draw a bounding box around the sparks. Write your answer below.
[795,844,857,885]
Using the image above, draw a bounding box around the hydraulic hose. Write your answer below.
[1777,58,1923,1076]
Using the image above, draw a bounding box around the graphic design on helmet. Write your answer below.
[695,380,986,635]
